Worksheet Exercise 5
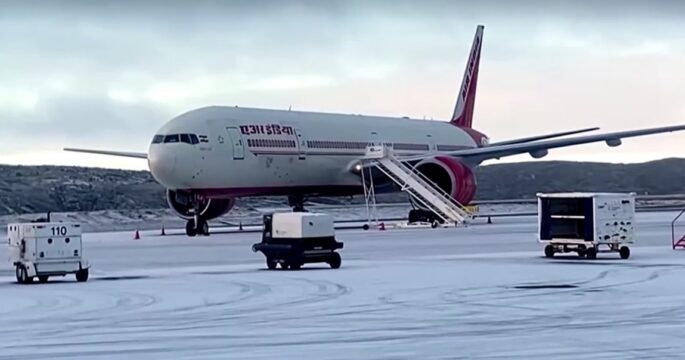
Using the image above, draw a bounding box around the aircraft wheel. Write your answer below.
[198,219,209,236]
[619,246,630,259]
[185,220,197,237]
[585,247,597,260]
[266,258,277,270]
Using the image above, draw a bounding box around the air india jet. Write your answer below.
[66,25,685,236]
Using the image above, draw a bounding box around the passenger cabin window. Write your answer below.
[164,134,180,143]
[152,135,164,144]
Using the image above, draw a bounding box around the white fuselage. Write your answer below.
[147,106,481,198]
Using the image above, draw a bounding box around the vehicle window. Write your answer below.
[164,134,180,143]
[152,135,164,144]
[189,134,199,144]
[180,134,191,144]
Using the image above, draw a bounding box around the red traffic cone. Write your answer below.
[161,226,166,236]
[379,222,386,231]
[134,229,140,240]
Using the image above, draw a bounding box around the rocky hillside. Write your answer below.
[1,158,684,215]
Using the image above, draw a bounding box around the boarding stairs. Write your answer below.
[361,145,474,226]
[671,209,685,249]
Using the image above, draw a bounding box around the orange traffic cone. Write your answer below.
[134,229,140,240]
[379,222,386,231]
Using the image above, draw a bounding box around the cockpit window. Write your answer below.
[164,134,180,143]
[180,134,191,144]
[152,135,164,144]
[189,134,199,144]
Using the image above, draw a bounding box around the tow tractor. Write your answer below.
[252,212,343,270]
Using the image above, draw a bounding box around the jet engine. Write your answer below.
[166,189,235,220]
[411,156,477,206]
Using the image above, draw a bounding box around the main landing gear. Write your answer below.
[408,209,443,228]
[288,195,308,212]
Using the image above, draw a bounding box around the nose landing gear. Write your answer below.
[185,197,210,237]
[185,217,209,237]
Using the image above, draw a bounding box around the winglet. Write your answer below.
[451,25,484,129]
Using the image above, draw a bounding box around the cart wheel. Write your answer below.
[577,250,586,258]
[431,221,439,229]
[38,276,49,283]
[75,268,89,282]
[18,265,32,284]
[266,258,277,270]
[619,246,630,259]
[329,252,342,269]
[585,248,597,260]
[15,265,22,283]
[544,245,555,258]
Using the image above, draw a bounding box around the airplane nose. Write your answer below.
[148,147,177,187]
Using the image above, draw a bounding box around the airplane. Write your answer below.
[65,25,685,237]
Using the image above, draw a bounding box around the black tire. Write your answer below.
[199,219,210,236]
[15,265,22,284]
[362,224,370,231]
[329,252,342,269]
[19,265,32,284]
[431,221,439,229]
[619,246,630,259]
[38,276,49,283]
[266,258,277,270]
[280,262,289,270]
[75,268,89,282]
[408,210,416,223]
[577,250,586,258]
[290,262,302,270]
[544,245,555,258]
[185,220,197,237]
[585,248,597,260]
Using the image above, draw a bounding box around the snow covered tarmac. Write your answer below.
[1,212,685,359]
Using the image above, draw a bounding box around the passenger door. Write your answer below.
[225,127,245,160]
[293,127,307,160]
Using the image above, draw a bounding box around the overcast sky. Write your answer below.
[1,0,684,170]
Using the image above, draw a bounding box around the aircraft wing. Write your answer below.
[400,124,685,162]
[64,148,148,159]
[487,127,599,146]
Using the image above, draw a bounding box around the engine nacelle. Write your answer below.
[411,156,477,206]
[166,189,235,220]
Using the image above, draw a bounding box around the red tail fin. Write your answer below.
[451,25,484,129]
